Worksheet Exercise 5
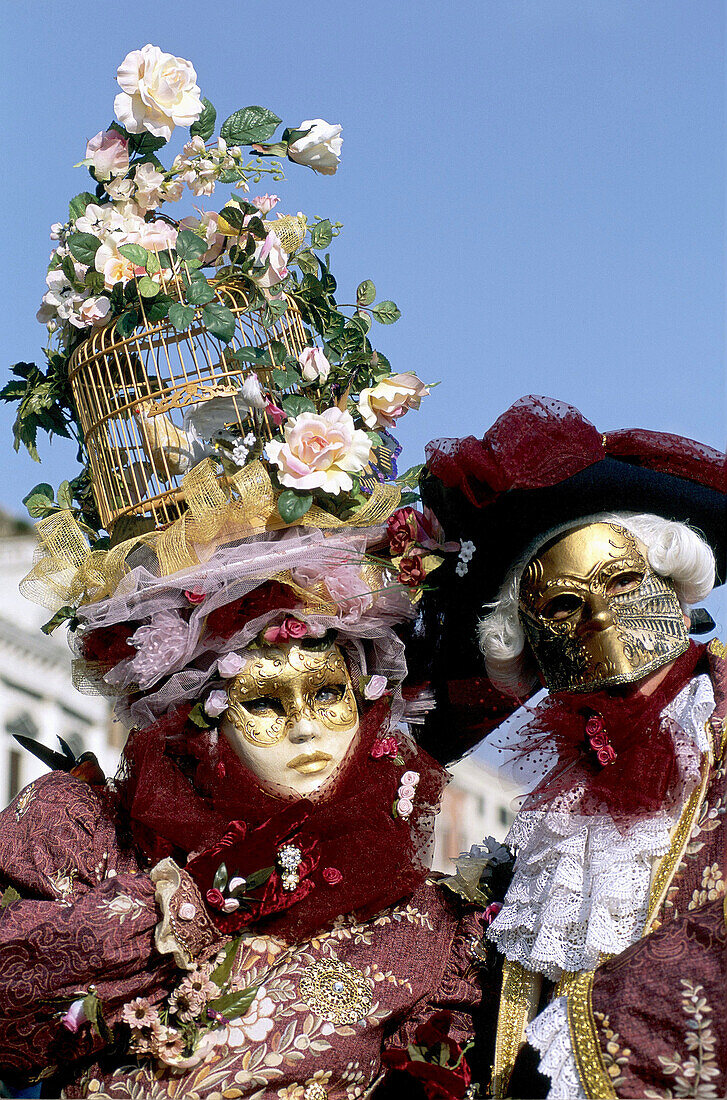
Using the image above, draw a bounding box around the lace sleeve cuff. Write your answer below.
[526,996,586,1100]
[150,858,223,970]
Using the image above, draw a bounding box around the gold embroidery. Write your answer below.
[707,638,726,660]
[643,751,711,933]
[298,959,372,1025]
[491,959,542,1098]
[567,970,617,1099]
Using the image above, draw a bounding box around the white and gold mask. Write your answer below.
[222,643,359,796]
[518,522,689,692]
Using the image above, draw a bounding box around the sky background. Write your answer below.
[1,0,724,634]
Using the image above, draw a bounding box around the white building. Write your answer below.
[432,754,523,872]
[0,520,118,808]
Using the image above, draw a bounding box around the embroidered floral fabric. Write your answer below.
[0,771,488,1098]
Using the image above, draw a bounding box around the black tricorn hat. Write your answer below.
[411,396,725,762]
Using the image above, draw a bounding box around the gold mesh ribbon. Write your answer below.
[21,458,400,609]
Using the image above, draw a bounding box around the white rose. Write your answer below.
[84,129,130,181]
[297,347,331,383]
[265,407,372,495]
[253,231,288,288]
[75,295,111,328]
[287,119,343,175]
[133,162,166,212]
[358,372,429,430]
[114,44,204,142]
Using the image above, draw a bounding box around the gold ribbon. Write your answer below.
[20,458,400,609]
[491,959,542,1098]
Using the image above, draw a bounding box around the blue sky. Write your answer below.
[2,1,724,620]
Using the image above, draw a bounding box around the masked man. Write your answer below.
[421,395,726,1099]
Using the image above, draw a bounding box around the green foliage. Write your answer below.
[69,191,97,222]
[143,294,174,324]
[128,130,167,156]
[190,97,217,140]
[357,279,376,306]
[277,489,313,523]
[115,310,139,338]
[137,275,160,298]
[309,219,333,249]
[213,862,228,891]
[189,701,214,729]
[68,233,101,265]
[176,229,208,264]
[210,937,242,986]
[41,605,78,635]
[371,300,401,324]
[208,985,259,1020]
[0,886,21,907]
[168,302,195,331]
[220,106,282,145]
[281,395,315,417]
[184,271,215,305]
[201,302,236,342]
[118,243,149,267]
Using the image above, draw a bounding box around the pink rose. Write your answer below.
[398,784,416,799]
[262,617,309,645]
[284,617,308,639]
[254,231,288,288]
[358,373,429,430]
[61,998,88,1034]
[322,866,343,886]
[597,746,618,766]
[84,129,129,181]
[401,771,420,787]
[266,407,372,495]
[184,588,206,604]
[484,902,503,925]
[297,347,331,383]
[265,400,287,428]
[218,652,244,678]
[364,675,389,701]
[252,193,280,215]
[205,888,225,910]
[396,797,414,818]
[204,690,228,718]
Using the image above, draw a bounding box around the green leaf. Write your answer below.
[371,300,401,325]
[277,489,313,523]
[115,310,139,338]
[295,249,319,276]
[189,701,213,729]
[356,279,376,306]
[210,936,241,987]
[22,483,54,506]
[0,886,21,907]
[213,862,228,891]
[129,131,166,155]
[67,233,101,265]
[24,493,56,519]
[240,866,274,892]
[144,251,161,275]
[69,191,98,222]
[41,605,77,635]
[271,367,298,388]
[57,480,73,509]
[137,275,160,298]
[351,311,372,334]
[118,243,149,267]
[84,270,105,294]
[208,985,259,1020]
[176,229,208,264]
[190,97,217,140]
[260,298,287,326]
[201,302,236,343]
[61,253,78,284]
[168,302,195,331]
[309,219,333,250]
[281,395,315,417]
[143,294,173,324]
[185,271,215,305]
[232,346,267,364]
[218,204,248,231]
[220,106,282,146]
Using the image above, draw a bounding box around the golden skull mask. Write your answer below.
[518,522,689,692]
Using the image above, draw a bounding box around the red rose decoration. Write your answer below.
[387,508,417,556]
[398,551,427,588]
[206,582,297,639]
[585,715,606,736]
[597,745,618,766]
[184,588,206,605]
[588,731,609,751]
[205,887,225,910]
[322,866,343,886]
[370,735,399,759]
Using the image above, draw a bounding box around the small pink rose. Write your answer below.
[364,674,388,701]
[265,400,287,428]
[205,888,225,910]
[585,715,606,736]
[184,588,206,605]
[396,797,414,818]
[283,617,308,639]
[61,997,88,1034]
[401,771,420,787]
[252,193,279,215]
[84,128,129,181]
[178,903,196,921]
[398,783,416,800]
[217,652,244,678]
[322,866,343,885]
[484,902,503,925]
[222,897,240,913]
[204,690,229,718]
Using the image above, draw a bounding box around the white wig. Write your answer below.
[477,512,716,697]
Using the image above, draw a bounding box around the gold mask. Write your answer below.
[226,644,358,747]
[518,522,689,692]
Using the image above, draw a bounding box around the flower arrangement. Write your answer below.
[3,44,430,541]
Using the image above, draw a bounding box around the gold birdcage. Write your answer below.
[68,277,309,533]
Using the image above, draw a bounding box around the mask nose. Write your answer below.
[580,593,615,634]
[287,707,319,744]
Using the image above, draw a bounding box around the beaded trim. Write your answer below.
[566,970,617,1099]
[491,959,542,1099]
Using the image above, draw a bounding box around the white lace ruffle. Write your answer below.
[487,674,714,980]
[526,996,585,1100]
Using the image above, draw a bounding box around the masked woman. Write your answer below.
[420,395,726,1099]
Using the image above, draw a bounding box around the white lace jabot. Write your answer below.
[487,673,713,981]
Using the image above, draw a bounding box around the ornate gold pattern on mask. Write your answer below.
[519,523,689,692]
[226,644,358,746]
